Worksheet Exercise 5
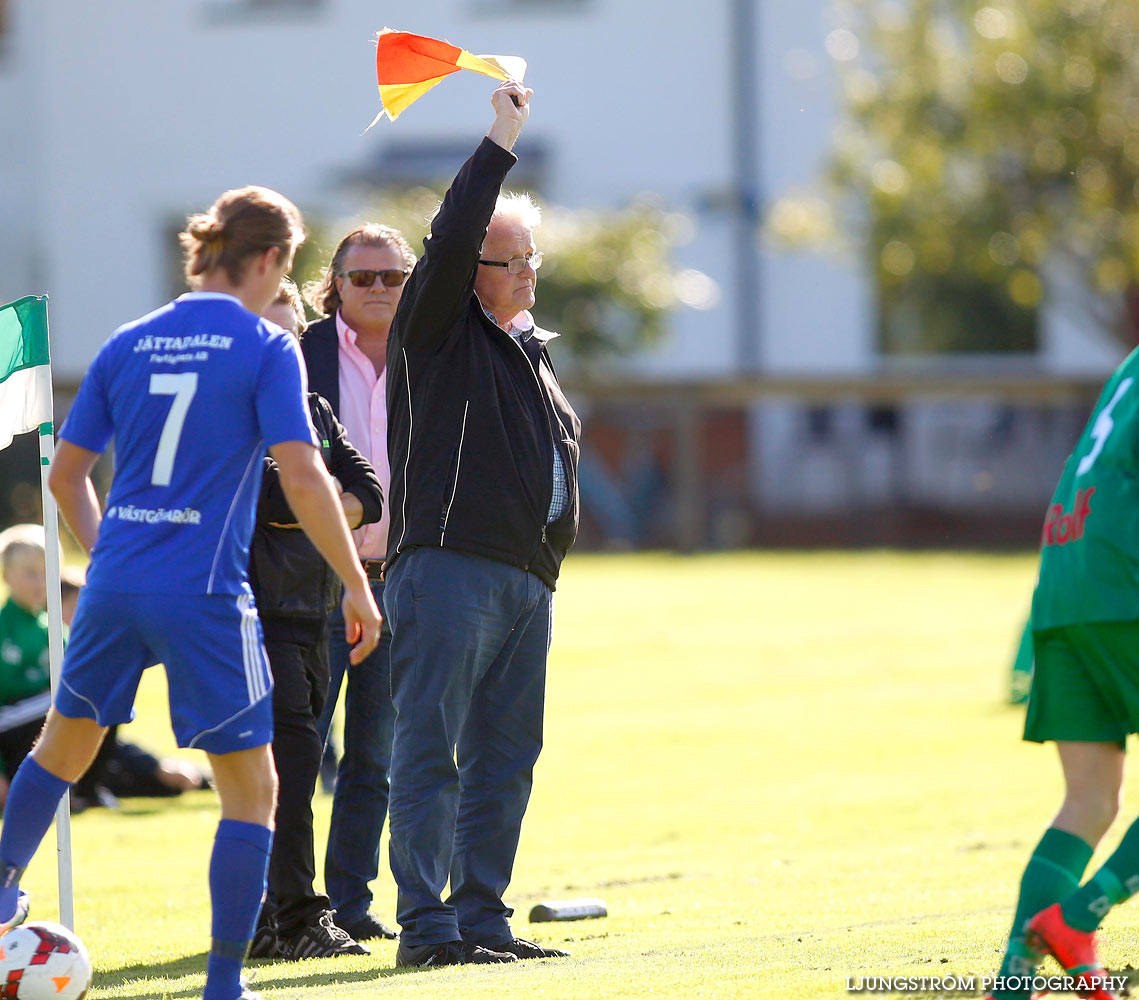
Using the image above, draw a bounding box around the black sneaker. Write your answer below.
[395,940,517,967]
[339,910,399,941]
[286,910,370,960]
[489,937,570,959]
[248,922,286,959]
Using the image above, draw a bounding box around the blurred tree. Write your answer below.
[770,0,1139,354]
[295,188,717,364]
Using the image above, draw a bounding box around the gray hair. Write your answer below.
[490,192,542,231]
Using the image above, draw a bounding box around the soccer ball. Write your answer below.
[0,922,92,999]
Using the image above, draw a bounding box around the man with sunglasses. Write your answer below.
[298,224,415,947]
[383,80,581,968]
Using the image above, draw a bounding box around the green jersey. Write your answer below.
[0,597,50,706]
[1034,348,1139,629]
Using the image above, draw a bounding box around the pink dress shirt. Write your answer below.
[335,311,390,561]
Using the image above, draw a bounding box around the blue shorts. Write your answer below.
[54,587,273,755]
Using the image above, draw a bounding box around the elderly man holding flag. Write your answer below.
[382,77,581,968]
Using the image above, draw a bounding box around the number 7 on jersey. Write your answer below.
[149,372,198,486]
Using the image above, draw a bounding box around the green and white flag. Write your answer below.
[0,295,53,451]
[0,294,70,927]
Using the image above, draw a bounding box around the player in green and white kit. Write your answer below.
[987,352,1139,1000]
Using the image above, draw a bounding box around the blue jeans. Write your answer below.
[384,548,551,947]
[316,579,395,924]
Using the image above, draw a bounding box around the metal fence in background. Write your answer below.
[568,370,1108,552]
[0,372,1110,553]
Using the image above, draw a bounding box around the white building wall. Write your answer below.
[1,0,748,381]
[0,0,1115,524]
[0,0,40,307]
[758,0,871,376]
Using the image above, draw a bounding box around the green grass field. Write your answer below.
[14,551,1139,998]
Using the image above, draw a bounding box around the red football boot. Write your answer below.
[1026,904,1118,1000]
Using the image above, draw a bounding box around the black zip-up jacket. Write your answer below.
[249,392,383,624]
[385,136,581,590]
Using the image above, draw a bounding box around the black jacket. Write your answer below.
[385,137,581,590]
[249,392,383,623]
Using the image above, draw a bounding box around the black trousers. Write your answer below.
[261,616,331,936]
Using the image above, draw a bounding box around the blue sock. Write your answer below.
[0,757,70,920]
[203,820,272,1000]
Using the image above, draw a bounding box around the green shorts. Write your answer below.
[1025,621,1139,745]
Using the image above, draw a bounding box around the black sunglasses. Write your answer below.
[339,268,410,288]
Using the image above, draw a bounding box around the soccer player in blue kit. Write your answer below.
[0,185,381,1000]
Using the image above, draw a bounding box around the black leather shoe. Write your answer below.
[338,911,398,941]
[395,940,517,967]
[488,937,570,959]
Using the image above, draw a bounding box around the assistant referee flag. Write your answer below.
[0,295,52,451]
[371,28,526,124]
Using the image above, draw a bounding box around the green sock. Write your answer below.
[994,828,1094,999]
[1061,818,1139,932]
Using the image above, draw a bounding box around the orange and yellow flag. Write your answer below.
[371,28,527,125]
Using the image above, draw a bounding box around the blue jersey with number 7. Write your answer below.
[1034,346,1139,629]
[59,291,317,596]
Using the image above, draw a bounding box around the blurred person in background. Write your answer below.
[382,80,579,968]
[0,185,381,1000]
[0,526,51,808]
[301,225,412,944]
[248,278,384,960]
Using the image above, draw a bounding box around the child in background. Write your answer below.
[0,526,52,807]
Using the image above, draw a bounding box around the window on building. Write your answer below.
[162,212,327,311]
[346,138,549,193]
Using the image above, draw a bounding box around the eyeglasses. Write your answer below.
[477,252,544,274]
[339,268,410,288]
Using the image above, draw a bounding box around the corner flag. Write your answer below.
[0,294,73,930]
[0,296,52,450]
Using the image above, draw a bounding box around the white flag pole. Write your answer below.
[36,341,74,931]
